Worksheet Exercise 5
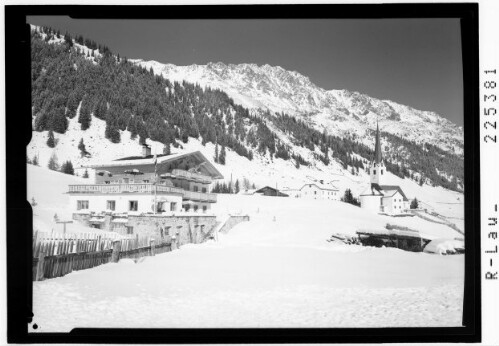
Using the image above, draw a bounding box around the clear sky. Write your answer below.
[28,16,464,126]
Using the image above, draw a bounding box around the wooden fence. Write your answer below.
[32,231,174,281]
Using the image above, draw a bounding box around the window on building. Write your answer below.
[203,205,207,212]
[126,226,134,234]
[143,179,149,183]
[184,204,190,212]
[193,205,199,212]
[77,200,89,210]
[381,169,383,175]
[202,187,207,193]
[367,169,370,174]
[193,186,199,192]
[373,170,376,175]
[129,200,138,211]
[105,181,110,184]
[170,202,177,212]
[314,191,317,195]
[107,200,116,211]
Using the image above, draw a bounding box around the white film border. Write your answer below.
[480,0,499,344]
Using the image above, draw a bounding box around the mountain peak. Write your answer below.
[135,59,463,156]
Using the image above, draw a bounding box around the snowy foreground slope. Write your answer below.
[31,167,464,331]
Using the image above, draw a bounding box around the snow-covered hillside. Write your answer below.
[27,114,464,231]
[31,166,464,331]
[133,60,463,156]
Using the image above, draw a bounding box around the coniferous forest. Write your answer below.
[30,26,464,192]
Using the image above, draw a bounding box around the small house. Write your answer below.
[254,186,289,197]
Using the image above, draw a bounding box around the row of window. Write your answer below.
[77,200,139,211]
[183,204,207,212]
[304,191,337,196]
[77,200,208,213]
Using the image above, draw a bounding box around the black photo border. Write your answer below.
[5,3,480,344]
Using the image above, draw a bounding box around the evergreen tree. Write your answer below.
[78,138,87,157]
[105,107,121,143]
[163,142,171,155]
[235,179,240,194]
[46,130,56,148]
[48,106,68,134]
[47,152,59,171]
[410,198,419,209]
[341,188,360,207]
[105,121,121,143]
[219,145,226,165]
[78,99,91,130]
[60,160,75,175]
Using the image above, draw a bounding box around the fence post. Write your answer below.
[111,240,121,263]
[35,251,45,281]
[150,239,155,256]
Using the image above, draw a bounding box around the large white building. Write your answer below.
[68,148,223,217]
[283,182,340,201]
[359,123,410,214]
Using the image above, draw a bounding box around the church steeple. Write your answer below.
[369,121,385,186]
[373,121,382,164]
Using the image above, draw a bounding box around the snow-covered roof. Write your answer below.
[238,189,257,195]
[111,218,128,223]
[299,183,339,191]
[365,184,409,201]
[87,151,223,179]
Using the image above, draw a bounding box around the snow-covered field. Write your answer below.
[30,167,464,332]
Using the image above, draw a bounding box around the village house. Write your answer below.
[283,181,340,201]
[359,123,410,214]
[254,186,289,197]
[68,145,224,245]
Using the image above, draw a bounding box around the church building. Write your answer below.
[359,123,410,214]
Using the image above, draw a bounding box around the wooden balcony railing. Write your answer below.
[182,190,217,203]
[68,184,184,195]
[171,169,212,183]
[68,184,217,203]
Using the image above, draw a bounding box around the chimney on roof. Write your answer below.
[142,144,151,157]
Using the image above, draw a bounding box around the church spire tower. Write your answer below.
[369,121,385,185]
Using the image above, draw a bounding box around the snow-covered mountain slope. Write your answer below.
[133,60,463,156]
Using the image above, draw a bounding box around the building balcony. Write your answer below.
[165,169,213,183]
[68,183,217,203]
[68,183,185,195]
[182,190,217,203]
